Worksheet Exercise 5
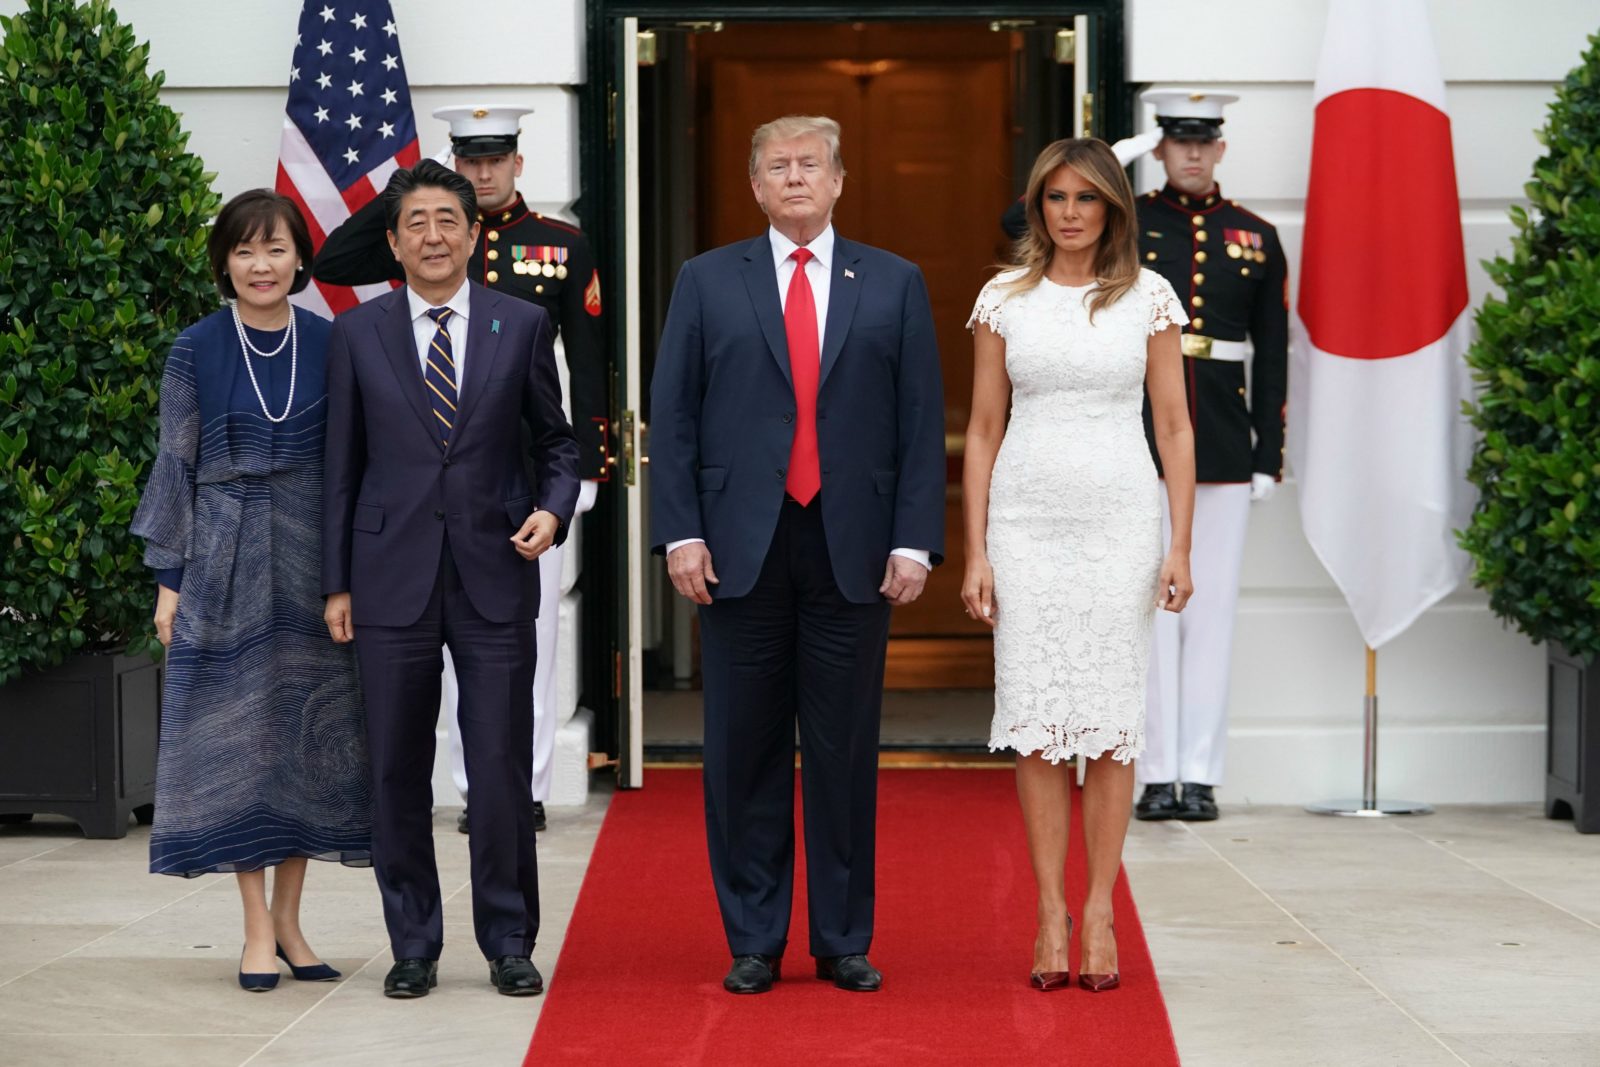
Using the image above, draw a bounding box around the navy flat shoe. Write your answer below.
[276,943,340,982]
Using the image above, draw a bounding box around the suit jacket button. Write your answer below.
[782,413,793,423]
[776,468,785,478]
[443,458,452,467]
[433,509,445,519]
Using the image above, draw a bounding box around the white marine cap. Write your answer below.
[1139,88,1239,140]
[431,104,534,157]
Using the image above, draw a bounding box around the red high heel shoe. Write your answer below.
[1029,915,1073,991]
[1078,921,1119,992]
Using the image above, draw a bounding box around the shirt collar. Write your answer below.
[768,224,834,272]
[406,277,473,323]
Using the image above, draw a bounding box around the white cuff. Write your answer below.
[890,547,931,571]
[666,538,705,554]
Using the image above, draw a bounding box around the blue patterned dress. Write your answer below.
[131,306,372,877]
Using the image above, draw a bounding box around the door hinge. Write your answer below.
[636,29,657,67]
[1081,91,1096,136]
[1055,28,1076,65]
[621,409,637,486]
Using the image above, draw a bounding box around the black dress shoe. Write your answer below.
[1176,783,1219,821]
[816,954,882,992]
[531,801,547,833]
[723,954,780,994]
[489,955,544,996]
[1135,783,1180,821]
[383,958,437,998]
[457,808,469,834]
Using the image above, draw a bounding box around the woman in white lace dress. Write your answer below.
[962,139,1195,992]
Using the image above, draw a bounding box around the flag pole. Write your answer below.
[1306,645,1433,817]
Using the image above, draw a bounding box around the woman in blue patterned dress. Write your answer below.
[132,190,371,991]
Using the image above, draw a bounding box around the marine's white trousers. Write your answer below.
[1139,482,1251,786]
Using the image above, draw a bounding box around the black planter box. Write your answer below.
[0,652,161,839]
[1546,642,1600,833]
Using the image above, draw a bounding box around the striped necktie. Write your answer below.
[424,306,458,446]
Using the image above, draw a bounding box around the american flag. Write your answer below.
[275,0,420,317]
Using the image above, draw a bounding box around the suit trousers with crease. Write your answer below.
[355,537,540,962]
[698,496,892,960]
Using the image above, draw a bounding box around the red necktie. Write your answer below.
[784,247,822,505]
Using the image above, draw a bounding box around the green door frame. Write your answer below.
[576,0,1131,781]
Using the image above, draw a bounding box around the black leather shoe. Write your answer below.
[1135,783,1180,821]
[531,801,547,833]
[723,954,780,994]
[816,954,882,992]
[383,958,437,998]
[457,808,469,834]
[1176,783,1219,821]
[489,955,544,996]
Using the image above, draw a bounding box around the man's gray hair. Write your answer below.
[748,115,846,177]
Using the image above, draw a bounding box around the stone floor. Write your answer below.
[2,787,1598,1066]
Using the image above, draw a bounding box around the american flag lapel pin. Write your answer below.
[491,319,501,334]
[844,268,855,279]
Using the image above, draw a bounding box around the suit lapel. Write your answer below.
[378,288,437,442]
[819,236,862,390]
[450,283,502,440]
[740,234,792,389]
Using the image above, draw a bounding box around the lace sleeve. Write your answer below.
[130,335,199,571]
[966,273,1015,336]
[1145,271,1190,335]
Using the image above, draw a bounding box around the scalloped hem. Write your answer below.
[989,727,1143,766]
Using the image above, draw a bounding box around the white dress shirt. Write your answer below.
[666,226,929,573]
[407,278,471,399]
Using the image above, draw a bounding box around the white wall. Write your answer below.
[1127,0,1595,803]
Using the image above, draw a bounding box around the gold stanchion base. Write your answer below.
[1305,799,1434,817]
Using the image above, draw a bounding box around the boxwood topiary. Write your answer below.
[1462,31,1600,663]
[0,0,220,683]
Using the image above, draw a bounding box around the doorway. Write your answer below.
[585,5,1129,783]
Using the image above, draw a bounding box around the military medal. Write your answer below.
[556,264,568,279]
[1224,228,1264,265]
[541,262,555,278]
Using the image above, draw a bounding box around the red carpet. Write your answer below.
[526,768,1178,1066]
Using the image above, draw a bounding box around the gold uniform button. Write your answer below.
[487,249,499,261]
[502,212,512,222]
[1146,251,1157,261]
[1192,316,1205,330]
[1192,295,1204,308]
[1238,387,1246,396]
[1195,230,1208,243]
[1241,266,1251,277]
[487,270,499,284]
[1195,250,1208,264]
[535,284,545,294]
[488,231,500,242]
[1193,273,1205,285]
[1190,214,1204,226]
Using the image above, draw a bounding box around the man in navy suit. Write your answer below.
[321,160,579,999]
[650,115,946,995]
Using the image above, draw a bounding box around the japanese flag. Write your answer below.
[1288,0,1476,649]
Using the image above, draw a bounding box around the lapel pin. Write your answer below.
[491,319,501,334]
[844,269,855,279]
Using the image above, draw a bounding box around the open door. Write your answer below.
[615,16,644,788]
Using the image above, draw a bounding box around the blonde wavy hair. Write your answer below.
[997,138,1139,321]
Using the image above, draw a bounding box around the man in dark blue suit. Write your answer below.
[321,160,579,999]
[650,115,946,995]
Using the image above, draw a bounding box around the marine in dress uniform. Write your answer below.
[313,104,607,834]
[1128,90,1288,822]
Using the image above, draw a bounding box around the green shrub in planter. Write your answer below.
[1462,31,1600,663]
[0,0,220,684]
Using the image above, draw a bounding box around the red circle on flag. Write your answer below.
[1299,88,1469,359]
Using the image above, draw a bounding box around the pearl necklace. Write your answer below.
[231,304,297,424]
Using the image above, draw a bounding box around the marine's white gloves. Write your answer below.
[1250,473,1277,502]
[1110,128,1165,168]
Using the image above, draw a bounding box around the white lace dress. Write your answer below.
[968,268,1188,763]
